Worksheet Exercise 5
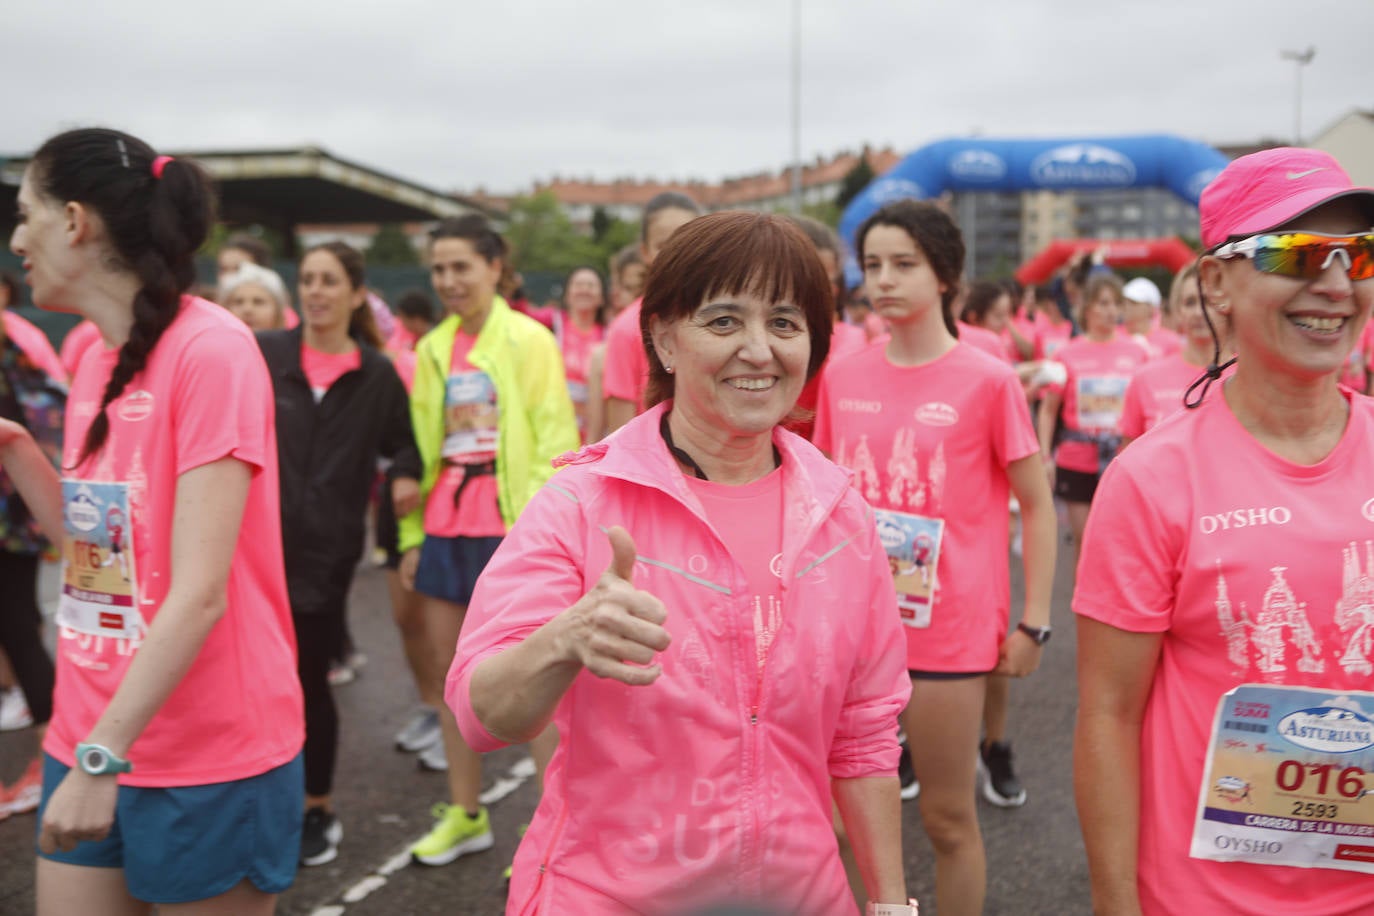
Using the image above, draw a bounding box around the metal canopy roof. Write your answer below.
[0,146,483,236]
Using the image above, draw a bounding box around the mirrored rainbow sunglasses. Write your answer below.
[1213,231,1374,281]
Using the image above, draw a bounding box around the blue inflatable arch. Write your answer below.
[837,135,1229,284]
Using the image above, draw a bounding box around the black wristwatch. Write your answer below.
[1017,623,1053,645]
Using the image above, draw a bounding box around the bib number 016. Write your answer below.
[1275,760,1366,798]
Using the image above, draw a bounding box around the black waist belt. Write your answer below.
[1060,429,1122,475]
[452,460,496,507]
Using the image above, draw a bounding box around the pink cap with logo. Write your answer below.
[1199,147,1374,250]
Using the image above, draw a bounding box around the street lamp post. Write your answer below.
[1280,46,1315,145]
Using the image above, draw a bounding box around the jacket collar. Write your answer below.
[426,295,513,356]
[559,402,856,577]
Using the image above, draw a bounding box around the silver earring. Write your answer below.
[665,364,674,374]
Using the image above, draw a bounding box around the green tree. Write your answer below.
[802,200,841,228]
[591,206,612,242]
[835,154,875,211]
[504,191,603,274]
[367,224,420,266]
[593,218,638,265]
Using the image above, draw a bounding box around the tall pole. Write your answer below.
[1280,47,1315,145]
[790,0,802,214]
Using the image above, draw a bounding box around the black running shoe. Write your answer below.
[979,740,1027,807]
[898,736,920,801]
[301,806,343,866]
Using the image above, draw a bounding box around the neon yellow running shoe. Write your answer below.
[410,804,494,866]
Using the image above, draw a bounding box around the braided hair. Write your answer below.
[30,129,215,464]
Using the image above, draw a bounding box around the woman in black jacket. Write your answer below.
[256,241,420,867]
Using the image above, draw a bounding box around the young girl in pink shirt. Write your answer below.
[814,200,1057,916]
[1075,148,1374,916]
[553,266,606,441]
[2,128,303,914]
[1037,274,1148,566]
[600,193,701,434]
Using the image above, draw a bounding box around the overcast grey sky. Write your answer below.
[5,1,1369,193]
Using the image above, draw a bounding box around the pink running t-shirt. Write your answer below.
[831,321,868,359]
[423,331,505,538]
[1337,320,1374,392]
[46,297,302,787]
[1047,336,1149,474]
[788,322,871,442]
[392,348,417,393]
[299,342,360,403]
[59,319,102,379]
[1145,326,1183,360]
[1033,317,1073,360]
[1119,326,1184,362]
[1074,388,1374,915]
[685,468,785,673]
[814,341,1039,672]
[602,298,648,413]
[386,324,418,356]
[1119,354,1211,440]
[957,321,1011,363]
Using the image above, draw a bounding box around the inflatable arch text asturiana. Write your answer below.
[837,135,1228,286]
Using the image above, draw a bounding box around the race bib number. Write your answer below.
[56,480,143,641]
[874,509,944,629]
[567,379,589,406]
[441,370,499,460]
[1192,684,1374,873]
[1075,375,1128,430]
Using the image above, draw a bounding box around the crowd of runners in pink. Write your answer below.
[1,126,1373,916]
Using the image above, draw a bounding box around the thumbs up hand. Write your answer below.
[557,526,671,686]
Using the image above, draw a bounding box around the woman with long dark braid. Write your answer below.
[2,128,303,914]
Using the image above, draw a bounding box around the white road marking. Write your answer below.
[308,754,536,913]
[479,756,537,805]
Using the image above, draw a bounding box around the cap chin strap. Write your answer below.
[1183,268,1237,410]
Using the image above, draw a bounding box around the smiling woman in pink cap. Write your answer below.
[1074,148,1374,915]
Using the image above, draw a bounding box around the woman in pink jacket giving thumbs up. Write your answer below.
[448,211,914,916]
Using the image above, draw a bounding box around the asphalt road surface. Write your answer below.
[0,536,1091,915]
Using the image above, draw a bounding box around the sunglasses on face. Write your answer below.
[1213,231,1374,281]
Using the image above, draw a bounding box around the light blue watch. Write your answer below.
[75,743,132,776]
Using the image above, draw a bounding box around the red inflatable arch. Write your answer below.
[1015,238,1197,285]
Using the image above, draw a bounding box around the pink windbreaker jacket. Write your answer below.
[449,403,910,916]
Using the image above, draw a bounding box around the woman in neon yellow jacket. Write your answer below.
[398,214,578,867]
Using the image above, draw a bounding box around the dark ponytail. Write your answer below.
[857,200,965,337]
[31,129,215,464]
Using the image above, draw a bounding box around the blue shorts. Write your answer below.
[37,752,304,904]
[414,535,502,606]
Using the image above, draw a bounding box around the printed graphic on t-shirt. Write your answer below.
[441,370,499,462]
[875,510,945,628]
[1213,562,1328,680]
[1211,540,1374,682]
[57,480,144,643]
[1075,375,1129,430]
[836,432,946,513]
[1192,684,1374,874]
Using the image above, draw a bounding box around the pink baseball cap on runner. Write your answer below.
[1199,147,1374,250]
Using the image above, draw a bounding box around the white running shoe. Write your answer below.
[417,741,449,772]
[395,708,442,753]
[0,688,33,732]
